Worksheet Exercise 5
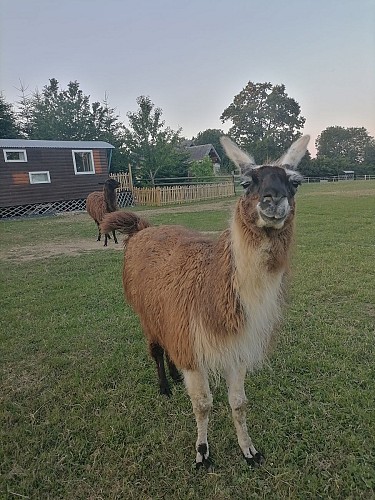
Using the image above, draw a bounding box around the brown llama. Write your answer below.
[101,135,310,469]
[86,177,120,246]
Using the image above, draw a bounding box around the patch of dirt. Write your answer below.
[1,240,124,262]
[1,233,220,262]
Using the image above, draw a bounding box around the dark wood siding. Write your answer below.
[0,147,110,207]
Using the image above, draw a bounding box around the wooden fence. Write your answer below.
[133,182,235,206]
[110,170,235,206]
[110,171,133,190]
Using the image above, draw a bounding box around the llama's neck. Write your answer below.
[230,198,293,303]
[104,188,117,212]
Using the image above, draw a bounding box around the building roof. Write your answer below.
[186,144,221,162]
[0,139,115,149]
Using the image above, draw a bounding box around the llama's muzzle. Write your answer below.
[257,196,290,228]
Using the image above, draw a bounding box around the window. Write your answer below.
[4,149,28,162]
[72,150,95,174]
[29,171,51,184]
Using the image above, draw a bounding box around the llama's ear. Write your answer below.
[220,136,256,173]
[278,135,310,168]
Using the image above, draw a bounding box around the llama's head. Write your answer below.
[221,135,310,229]
[105,178,121,191]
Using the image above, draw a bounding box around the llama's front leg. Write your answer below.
[112,230,118,244]
[225,365,264,466]
[183,369,213,470]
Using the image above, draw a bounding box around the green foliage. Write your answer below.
[0,93,21,138]
[315,126,375,176]
[124,96,189,185]
[316,126,373,163]
[23,79,96,140]
[14,79,127,172]
[189,156,216,180]
[220,82,305,163]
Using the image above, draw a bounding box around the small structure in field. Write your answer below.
[0,139,115,218]
[343,170,355,180]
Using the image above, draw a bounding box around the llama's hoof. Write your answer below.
[244,451,264,467]
[194,456,214,472]
[194,443,214,472]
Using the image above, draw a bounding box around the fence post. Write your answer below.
[156,187,162,206]
[128,164,134,190]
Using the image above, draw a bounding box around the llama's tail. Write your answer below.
[100,211,150,239]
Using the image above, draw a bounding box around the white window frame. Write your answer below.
[72,150,95,175]
[29,171,51,184]
[3,149,28,162]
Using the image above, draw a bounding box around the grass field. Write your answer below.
[1,181,374,499]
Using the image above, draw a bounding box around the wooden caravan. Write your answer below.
[0,139,114,217]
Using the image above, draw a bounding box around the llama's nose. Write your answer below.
[260,194,290,219]
[262,194,285,206]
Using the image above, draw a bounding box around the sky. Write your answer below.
[1,0,374,157]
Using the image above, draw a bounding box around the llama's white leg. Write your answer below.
[183,368,213,468]
[224,365,264,466]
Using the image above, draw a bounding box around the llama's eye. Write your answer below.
[241,180,252,189]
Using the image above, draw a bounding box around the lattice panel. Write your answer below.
[117,189,134,208]
[0,190,134,218]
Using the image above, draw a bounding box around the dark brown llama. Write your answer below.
[86,178,120,246]
[101,135,310,468]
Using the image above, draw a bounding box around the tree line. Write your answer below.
[1,78,374,182]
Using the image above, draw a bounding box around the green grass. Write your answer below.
[1,181,374,499]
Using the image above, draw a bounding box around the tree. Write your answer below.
[220,82,306,163]
[15,78,128,172]
[316,126,375,166]
[0,93,21,138]
[16,78,125,142]
[124,96,189,185]
[21,79,96,140]
[364,140,375,167]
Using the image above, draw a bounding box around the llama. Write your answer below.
[101,135,309,468]
[86,177,120,246]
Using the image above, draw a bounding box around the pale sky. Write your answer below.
[1,0,374,157]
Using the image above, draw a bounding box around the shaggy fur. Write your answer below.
[86,178,120,246]
[101,135,310,468]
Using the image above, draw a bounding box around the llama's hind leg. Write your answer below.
[224,365,264,466]
[166,355,183,384]
[113,230,118,244]
[95,221,101,241]
[183,368,213,470]
[150,343,172,397]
